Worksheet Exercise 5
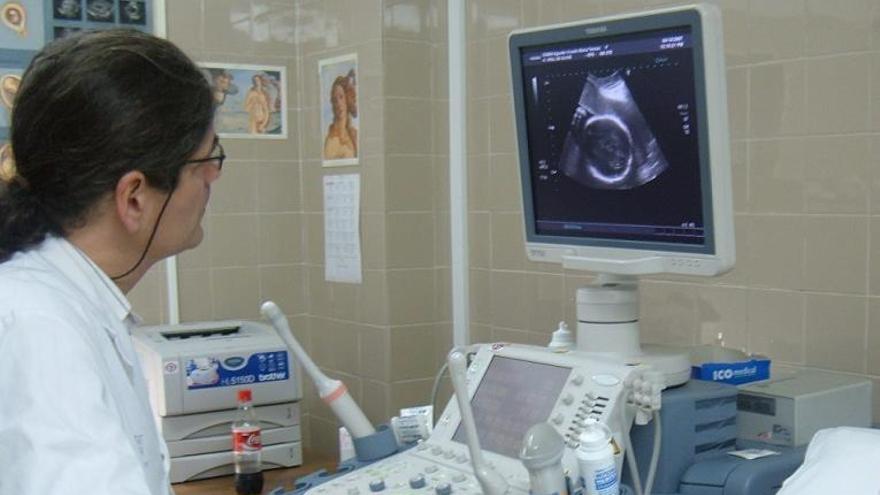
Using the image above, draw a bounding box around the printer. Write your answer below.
[737,369,872,447]
[133,320,303,483]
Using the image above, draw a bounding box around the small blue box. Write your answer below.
[692,358,770,385]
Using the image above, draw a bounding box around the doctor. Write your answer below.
[0,30,221,494]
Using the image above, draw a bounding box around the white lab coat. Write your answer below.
[0,236,171,495]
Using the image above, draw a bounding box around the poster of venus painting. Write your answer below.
[201,62,287,139]
[319,53,358,166]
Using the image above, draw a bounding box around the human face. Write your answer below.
[332,84,347,121]
[215,74,230,91]
[151,131,223,257]
[5,8,21,25]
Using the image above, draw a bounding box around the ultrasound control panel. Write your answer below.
[306,343,641,494]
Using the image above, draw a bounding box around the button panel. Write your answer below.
[563,394,611,448]
[308,351,632,495]
[311,448,487,495]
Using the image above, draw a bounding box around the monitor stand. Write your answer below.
[575,274,691,387]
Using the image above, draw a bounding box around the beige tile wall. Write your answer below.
[383,0,452,436]
[130,0,449,462]
[132,0,304,327]
[126,0,880,462]
[466,0,880,423]
[295,0,389,459]
[296,0,451,458]
[128,0,313,446]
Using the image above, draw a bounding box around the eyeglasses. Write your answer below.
[185,140,226,171]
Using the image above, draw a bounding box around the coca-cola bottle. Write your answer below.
[232,389,264,495]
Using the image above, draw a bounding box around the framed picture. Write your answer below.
[200,62,287,140]
[0,1,45,50]
[0,139,12,186]
[319,53,358,166]
[49,0,153,39]
[0,66,22,128]
[0,0,156,139]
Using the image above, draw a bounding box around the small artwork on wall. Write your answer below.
[200,62,287,140]
[0,66,22,128]
[319,53,358,167]
[85,0,114,22]
[52,0,79,20]
[52,25,79,39]
[0,0,44,50]
[119,0,146,25]
[0,140,13,190]
[49,0,151,41]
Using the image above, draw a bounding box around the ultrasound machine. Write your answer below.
[261,5,806,495]
[509,2,733,389]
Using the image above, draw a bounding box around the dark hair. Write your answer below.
[0,29,214,262]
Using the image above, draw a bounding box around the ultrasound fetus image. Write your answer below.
[559,71,668,190]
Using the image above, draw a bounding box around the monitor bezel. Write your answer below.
[509,6,731,268]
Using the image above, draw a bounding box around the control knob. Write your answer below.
[436,482,453,495]
[409,475,427,489]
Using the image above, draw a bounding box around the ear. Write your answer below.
[114,170,151,234]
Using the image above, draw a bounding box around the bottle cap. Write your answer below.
[238,389,252,403]
[578,418,613,452]
[548,321,574,351]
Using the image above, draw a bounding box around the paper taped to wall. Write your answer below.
[323,173,362,284]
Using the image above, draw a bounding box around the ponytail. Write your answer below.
[0,179,61,262]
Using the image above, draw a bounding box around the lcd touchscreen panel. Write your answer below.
[452,356,571,458]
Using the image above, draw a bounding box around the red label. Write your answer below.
[232,427,262,452]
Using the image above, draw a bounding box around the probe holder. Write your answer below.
[352,424,399,462]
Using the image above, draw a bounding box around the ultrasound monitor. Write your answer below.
[508,5,734,385]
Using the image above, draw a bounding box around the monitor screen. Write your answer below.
[509,7,732,264]
[452,356,571,459]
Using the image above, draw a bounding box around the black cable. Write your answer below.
[111,189,173,281]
